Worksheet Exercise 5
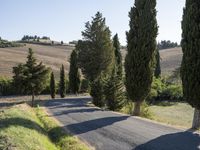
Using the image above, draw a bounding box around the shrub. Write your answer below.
[162,84,183,100]
[0,77,15,96]
[147,77,183,102]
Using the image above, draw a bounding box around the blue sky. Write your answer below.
[0,0,185,45]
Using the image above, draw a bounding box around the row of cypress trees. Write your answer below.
[49,0,162,114]
[50,59,81,99]
[76,1,161,112]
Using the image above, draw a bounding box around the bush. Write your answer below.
[0,77,15,96]
[162,84,183,100]
[147,77,183,102]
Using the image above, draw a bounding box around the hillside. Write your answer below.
[159,47,182,75]
[0,43,74,79]
[0,44,182,79]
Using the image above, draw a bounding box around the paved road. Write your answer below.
[44,97,200,150]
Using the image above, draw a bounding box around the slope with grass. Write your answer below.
[0,44,182,79]
[159,47,182,75]
[0,104,57,150]
[0,103,89,150]
[0,43,74,79]
[148,102,194,128]
[120,101,195,129]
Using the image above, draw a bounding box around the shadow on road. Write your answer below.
[52,108,102,116]
[65,116,129,135]
[134,131,200,150]
[45,97,91,108]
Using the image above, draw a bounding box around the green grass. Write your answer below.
[35,106,89,150]
[0,104,89,150]
[0,104,57,150]
[148,102,194,128]
[120,101,195,128]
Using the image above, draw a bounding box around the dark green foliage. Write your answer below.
[104,34,124,111]
[90,78,105,107]
[13,64,27,94]
[148,78,183,102]
[59,64,66,98]
[50,72,56,99]
[104,68,125,111]
[77,12,115,107]
[80,79,90,93]
[13,48,50,106]
[125,0,158,115]
[158,40,179,50]
[0,77,15,96]
[113,34,123,79]
[77,12,114,81]
[69,50,81,94]
[61,41,63,45]
[181,0,200,110]
[154,49,161,78]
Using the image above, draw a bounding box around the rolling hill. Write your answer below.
[0,43,74,79]
[0,43,182,79]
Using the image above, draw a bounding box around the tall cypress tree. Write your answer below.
[181,0,200,129]
[104,34,124,111]
[125,0,158,115]
[77,12,115,107]
[113,34,123,79]
[69,49,81,94]
[50,72,56,99]
[59,64,66,98]
[154,48,161,78]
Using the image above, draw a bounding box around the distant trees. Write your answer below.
[69,49,81,94]
[154,49,161,78]
[77,12,115,107]
[125,0,158,115]
[21,35,50,41]
[59,64,66,98]
[13,48,50,106]
[50,72,56,99]
[158,40,178,50]
[181,0,200,129]
[61,41,64,45]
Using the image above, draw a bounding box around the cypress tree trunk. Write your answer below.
[192,108,200,129]
[31,91,35,107]
[133,101,142,116]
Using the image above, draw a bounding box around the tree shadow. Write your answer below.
[44,97,91,108]
[52,107,102,116]
[0,117,45,134]
[134,131,200,150]
[65,116,129,135]
[0,101,25,108]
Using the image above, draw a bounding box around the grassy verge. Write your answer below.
[0,104,57,150]
[148,102,194,128]
[120,101,194,128]
[35,106,89,150]
[0,104,89,150]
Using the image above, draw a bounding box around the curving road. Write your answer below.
[44,97,200,150]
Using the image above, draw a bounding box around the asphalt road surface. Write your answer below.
[44,97,200,150]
